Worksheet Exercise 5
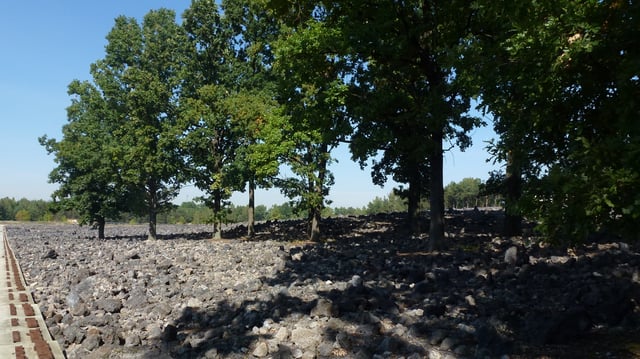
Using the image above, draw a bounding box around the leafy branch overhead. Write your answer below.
[41,0,639,243]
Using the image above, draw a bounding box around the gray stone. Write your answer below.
[7,215,640,359]
[291,347,303,358]
[291,326,321,351]
[440,336,458,350]
[274,326,289,341]
[63,324,85,344]
[428,329,447,345]
[96,298,122,313]
[252,341,269,357]
[82,333,101,351]
[146,324,163,340]
[124,333,141,347]
[465,295,476,306]
[504,246,518,265]
[349,275,363,288]
[70,301,89,317]
[310,298,335,318]
[317,341,334,357]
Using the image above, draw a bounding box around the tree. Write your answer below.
[221,0,282,237]
[457,2,548,236]
[180,0,243,239]
[463,0,640,242]
[0,198,17,221]
[444,178,481,209]
[271,18,352,241]
[14,210,31,222]
[366,192,408,215]
[267,1,482,248]
[92,9,188,240]
[39,80,132,239]
[179,85,240,239]
[532,0,640,241]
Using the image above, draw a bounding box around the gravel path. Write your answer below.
[4,212,640,358]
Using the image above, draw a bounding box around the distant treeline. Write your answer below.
[0,178,500,224]
[0,195,401,224]
[0,197,63,222]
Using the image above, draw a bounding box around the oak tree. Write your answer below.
[39,80,135,239]
[93,9,187,240]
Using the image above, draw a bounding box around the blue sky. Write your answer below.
[0,1,500,208]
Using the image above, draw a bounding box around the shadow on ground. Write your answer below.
[130,211,639,358]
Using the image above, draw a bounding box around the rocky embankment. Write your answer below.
[6,211,640,358]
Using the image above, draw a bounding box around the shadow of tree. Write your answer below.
[140,211,639,358]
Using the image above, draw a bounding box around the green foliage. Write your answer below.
[462,0,640,242]
[444,178,482,209]
[180,0,284,238]
[332,206,365,217]
[14,210,31,222]
[162,201,211,224]
[93,9,188,239]
[37,1,638,245]
[269,14,352,240]
[39,79,134,231]
[366,192,408,215]
[266,202,296,220]
[0,197,62,222]
[267,0,483,243]
[180,4,236,236]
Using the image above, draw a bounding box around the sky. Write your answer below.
[0,1,501,209]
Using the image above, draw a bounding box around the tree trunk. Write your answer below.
[146,180,158,241]
[309,207,321,242]
[213,191,222,240]
[247,178,255,237]
[429,130,445,251]
[148,209,157,240]
[503,150,522,236]
[407,163,421,235]
[96,216,106,240]
[213,221,222,240]
[308,144,328,242]
[147,184,158,241]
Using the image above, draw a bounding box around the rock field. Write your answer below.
[5,210,640,359]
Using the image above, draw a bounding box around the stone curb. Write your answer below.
[1,225,66,358]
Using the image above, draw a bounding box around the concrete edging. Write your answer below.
[1,225,66,358]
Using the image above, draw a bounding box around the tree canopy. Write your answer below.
[41,1,639,244]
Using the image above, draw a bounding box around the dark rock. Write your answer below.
[42,249,58,259]
[147,324,163,340]
[82,333,101,351]
[424,303,447,317]
[70,301,89,317]
[413,280,433,294]
[163,324,178,342]
[5,216,640,359]
[475,320,513,355]
[124,288,149,309]
[310,298,335,318]
[525,308,592,345]
[100,326,119,345]
[96,298,123,313]
[63,324,85,344]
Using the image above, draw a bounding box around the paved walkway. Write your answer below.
[0,225,65,358]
